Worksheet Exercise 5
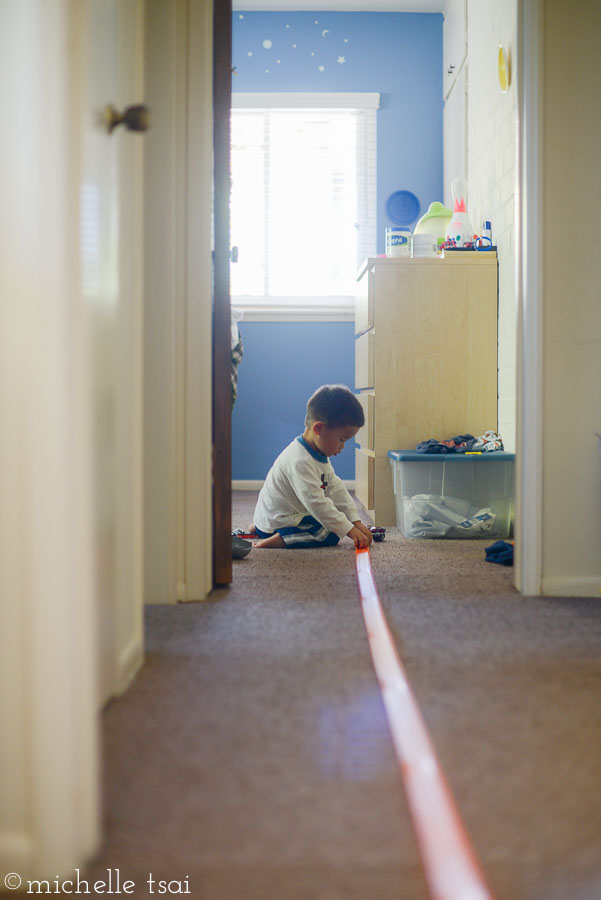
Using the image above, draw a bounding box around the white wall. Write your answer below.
[466,0,518,451]
[0,0,99,878]
[540,0,601,595]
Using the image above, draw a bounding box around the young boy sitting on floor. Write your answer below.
[250,384,373,549]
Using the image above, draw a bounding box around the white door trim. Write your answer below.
[144,0,186,604]
[143,0,213,604]
[515,0,544,596]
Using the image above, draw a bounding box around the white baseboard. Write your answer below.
[117,638,144,696]
[232,480,356,491]
[0,832,32,878]
[540,576,601,598]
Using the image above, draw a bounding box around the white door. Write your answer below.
[80,0,146,702]
[0,0,145,880]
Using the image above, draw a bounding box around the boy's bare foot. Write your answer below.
[254,532,286,549]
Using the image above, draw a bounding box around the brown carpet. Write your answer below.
[82,492,601,900]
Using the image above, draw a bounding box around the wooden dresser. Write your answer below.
[354,254,498,525]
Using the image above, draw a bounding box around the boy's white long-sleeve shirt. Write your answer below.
[253,436,359,539]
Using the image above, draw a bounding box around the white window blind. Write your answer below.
[230,93,378,315]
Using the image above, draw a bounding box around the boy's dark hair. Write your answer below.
[305,384,365,429]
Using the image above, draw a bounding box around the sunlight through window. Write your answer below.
[230,93,378,310]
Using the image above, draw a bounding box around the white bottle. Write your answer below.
[481,220,493,248]
[445,178,474,247]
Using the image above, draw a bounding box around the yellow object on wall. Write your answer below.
[498,44,510,92]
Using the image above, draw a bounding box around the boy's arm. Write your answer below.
[327,470,373,546]
[289,462,356,538]
[326,471,361,523]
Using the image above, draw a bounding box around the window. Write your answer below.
[230,92,379,318]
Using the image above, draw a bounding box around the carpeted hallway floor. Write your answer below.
[83,492,601,900]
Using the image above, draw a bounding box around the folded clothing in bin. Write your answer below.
[416,430,504,454]
[404,494,496,539]
[388,449,515,539]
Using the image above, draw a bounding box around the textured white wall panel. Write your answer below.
[466,0,518,450]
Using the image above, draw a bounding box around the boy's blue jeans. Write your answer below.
[255,515,340,548]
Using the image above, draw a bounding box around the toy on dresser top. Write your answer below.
[444,177,494,251]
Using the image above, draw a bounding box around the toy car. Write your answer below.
[369,526,386,543]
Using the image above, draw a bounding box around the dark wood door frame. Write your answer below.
[212,0,232,585]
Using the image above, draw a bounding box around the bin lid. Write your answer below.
[388,449,516,462]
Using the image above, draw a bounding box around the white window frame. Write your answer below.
[230,92,379,321]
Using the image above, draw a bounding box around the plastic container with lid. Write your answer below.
[411,233,438,258]
[388,449,515,539]
[385,226,411,257]
[413,201,452,255]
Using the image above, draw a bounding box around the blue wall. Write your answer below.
[231,12,443,481]
[233,12,443,245]
[233,322,357,480]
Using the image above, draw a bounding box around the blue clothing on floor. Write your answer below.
[485,540,514,566]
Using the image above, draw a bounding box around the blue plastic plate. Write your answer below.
[386,190,421,226]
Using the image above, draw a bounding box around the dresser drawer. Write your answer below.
[354,331,374,389]
[356,392,374,449]
[355,269,374,335]
[355,448,374,511]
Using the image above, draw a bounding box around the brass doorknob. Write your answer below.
[104,103,150,134]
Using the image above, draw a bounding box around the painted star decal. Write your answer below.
[337,56,346,64]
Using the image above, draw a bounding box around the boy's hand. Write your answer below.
[347,523,373,548]
[353,520,373,539]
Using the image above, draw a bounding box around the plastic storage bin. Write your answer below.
[388,450,515,539]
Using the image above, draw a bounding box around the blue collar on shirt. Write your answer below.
[297,435,328,463]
